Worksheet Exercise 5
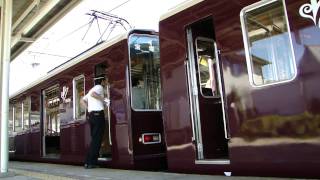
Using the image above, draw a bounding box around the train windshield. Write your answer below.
[129,34,161,110]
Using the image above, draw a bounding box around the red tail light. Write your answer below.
[144,135,152,142]
[140,133,161,144]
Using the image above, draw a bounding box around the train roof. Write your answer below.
[160,0,204,21]
[10,32,128,99]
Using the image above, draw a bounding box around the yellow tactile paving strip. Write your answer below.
[10,169,77,180]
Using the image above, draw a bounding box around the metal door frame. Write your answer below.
[41,89,46,157]
[41,84,59,157]
[186,28,230,164]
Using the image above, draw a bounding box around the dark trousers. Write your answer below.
[85,110,105,165]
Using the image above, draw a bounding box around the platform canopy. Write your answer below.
[2,0,82,61]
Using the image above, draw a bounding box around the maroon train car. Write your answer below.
[159,0,320,178]
[9,29,166,170]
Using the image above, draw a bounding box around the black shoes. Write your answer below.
[84,164,100,169]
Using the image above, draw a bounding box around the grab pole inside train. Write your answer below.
[0,0,12,174]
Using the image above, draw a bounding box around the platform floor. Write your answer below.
[0,161,310,180]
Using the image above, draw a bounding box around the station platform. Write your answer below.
[0,161,309,180]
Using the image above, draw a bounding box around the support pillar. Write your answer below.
[0,0,12,174]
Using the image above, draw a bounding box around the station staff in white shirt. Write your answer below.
[81,76,109,169]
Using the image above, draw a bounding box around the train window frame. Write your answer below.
[128,33,162,112]
[195,37,221,98]
[240,0,297,87]
[22,97,31,130]
[9,103,15,133]
[73,74,86,120]
[43,84,61,136]
[14,102,22,132]
[30,95,41,128]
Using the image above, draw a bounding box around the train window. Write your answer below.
[44,85,61,135]
[73,75,86,120]
[129,34,161,110]
[240,0,296,86]
[9,104,14,133]
[23,97,30,130]
[95,63,106,78]
[30,95,40,128]
[30,112,40,128]
[195,37,220,97]
[14,102,22,132]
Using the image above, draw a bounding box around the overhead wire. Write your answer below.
[95,17,102,37]
[88,10,132,43]
[61,0,132,41]
[57,18,93,41]
[88,0,133,42]
[30,0,134,66]
[107,0,132,13]
[82,17,95,40]
[27,51,72,58]
[97,21,113,43]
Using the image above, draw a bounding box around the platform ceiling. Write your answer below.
[2,0,82,61]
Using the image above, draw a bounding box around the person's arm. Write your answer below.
[90,86,104,103]
[91,91,104,102]
[80,96,88,109]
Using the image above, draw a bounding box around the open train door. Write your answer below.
[95,63,112,161]
[42,85,61,158]
[185,18,230,163]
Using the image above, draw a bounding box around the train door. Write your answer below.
[42,85,61,158]
[95,63,112,161]
[186,18,229,163]
[128,33,165,169]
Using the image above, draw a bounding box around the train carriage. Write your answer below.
[7,0,320,178]
[159,0,320,178]
[9,29,166,170]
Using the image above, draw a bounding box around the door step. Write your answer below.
[98,157,112,161]
[195,159,230,165]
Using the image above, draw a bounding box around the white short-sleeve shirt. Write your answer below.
[83,84,104,112]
